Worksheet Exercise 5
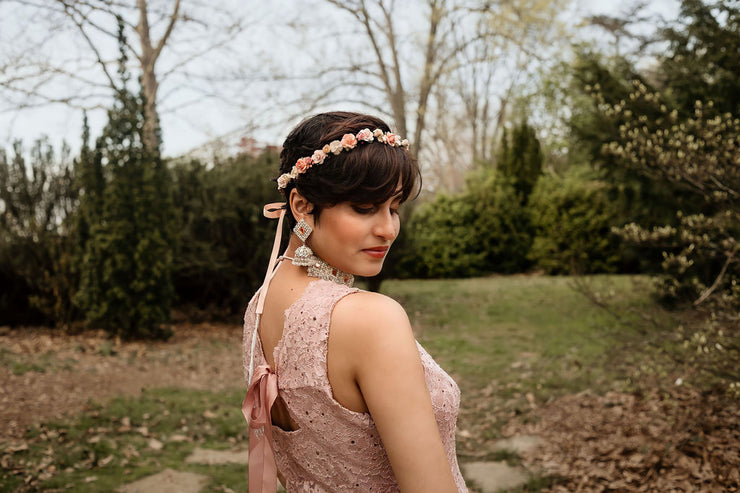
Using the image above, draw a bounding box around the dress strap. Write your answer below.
[243,202,286,493]
[247,202,286,384]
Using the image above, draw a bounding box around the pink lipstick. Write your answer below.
[363,247,389,259]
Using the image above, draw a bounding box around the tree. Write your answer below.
[660,0,740,116]
[0,0,250,150]
[76,25,174,339]
[606,84,739,388]
[280,0,570,191]
[496,120,543,202]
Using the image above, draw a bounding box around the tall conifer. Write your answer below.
[76,19,173,339]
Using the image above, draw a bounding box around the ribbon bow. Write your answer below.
[242,364,279,493]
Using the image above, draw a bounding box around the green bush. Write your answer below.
[170,150,283,314]
[527,167,621,274]
[0,139,78,326]
[402,170,531,278]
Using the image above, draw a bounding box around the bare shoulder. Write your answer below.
[332,291,411,338]
[330,291,417,361]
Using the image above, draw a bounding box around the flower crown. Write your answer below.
[277,128,410,190]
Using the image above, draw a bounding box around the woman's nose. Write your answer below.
[374,209,398,240]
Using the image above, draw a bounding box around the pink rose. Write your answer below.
[386,133,396,145]
[329,140,343,154]
[341,133,357,149]
[296,157,312,172]
[311,150,327,164]
[356,128,373,142]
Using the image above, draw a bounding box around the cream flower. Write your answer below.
[277,174,291,189]
[329,140,343,154]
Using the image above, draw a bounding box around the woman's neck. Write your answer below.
[283,234,354,286]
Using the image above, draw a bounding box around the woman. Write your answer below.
[243,112,467,492]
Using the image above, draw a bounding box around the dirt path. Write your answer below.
[0,324,244,440]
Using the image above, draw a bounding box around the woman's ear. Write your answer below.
[289,189,315,227]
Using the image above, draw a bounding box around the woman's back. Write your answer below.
[243,278,466,492]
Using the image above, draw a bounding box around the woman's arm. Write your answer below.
[331,292,459,493]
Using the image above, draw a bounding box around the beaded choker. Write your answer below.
[281,254,354,287]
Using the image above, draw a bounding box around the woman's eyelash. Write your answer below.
[353,205,374,214]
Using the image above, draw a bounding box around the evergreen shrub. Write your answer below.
[527,167,621,274]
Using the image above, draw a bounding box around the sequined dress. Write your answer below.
[243,279,467,492]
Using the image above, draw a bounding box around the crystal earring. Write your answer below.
[292,219,316,267]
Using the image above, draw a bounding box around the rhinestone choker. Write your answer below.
[281,254,354,287]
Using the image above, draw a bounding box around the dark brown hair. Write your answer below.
[279,111,420,227]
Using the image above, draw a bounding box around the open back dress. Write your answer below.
[243,279,467,492]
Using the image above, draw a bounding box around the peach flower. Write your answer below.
[357,128,374,142]
[296,157,312,172]
[341,133,358,149]
[311,150,327,164]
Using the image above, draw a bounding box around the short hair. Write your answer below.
[278,111,420,227]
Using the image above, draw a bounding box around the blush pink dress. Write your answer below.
[243,279,467,492]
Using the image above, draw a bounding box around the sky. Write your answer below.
[0,0,680,160]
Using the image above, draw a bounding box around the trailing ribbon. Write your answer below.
[243,364,279,493]
[243,202,286,493]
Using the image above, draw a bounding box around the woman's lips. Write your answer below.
[363,247,389,259]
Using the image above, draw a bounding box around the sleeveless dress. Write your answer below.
[243,279,467,492]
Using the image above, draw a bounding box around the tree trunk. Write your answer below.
[136,0,181,151]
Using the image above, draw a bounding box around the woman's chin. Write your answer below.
[350,262,384,279]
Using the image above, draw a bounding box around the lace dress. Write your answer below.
[243,279,467,492]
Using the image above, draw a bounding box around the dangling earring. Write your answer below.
[292,218,316,267]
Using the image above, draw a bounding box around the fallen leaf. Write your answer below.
[148,438,163,450]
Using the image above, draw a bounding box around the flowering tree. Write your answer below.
[604,82,739,390]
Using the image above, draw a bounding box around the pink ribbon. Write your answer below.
[242,364,279,493]
[242,203,285,492]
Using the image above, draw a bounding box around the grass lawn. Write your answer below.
[1,275,665,492]
[385,275,664,395]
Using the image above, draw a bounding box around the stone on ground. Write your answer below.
[493,435,543,454]
[118,468,209,493]
[462,461,529,493]
[185,447,249,465]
